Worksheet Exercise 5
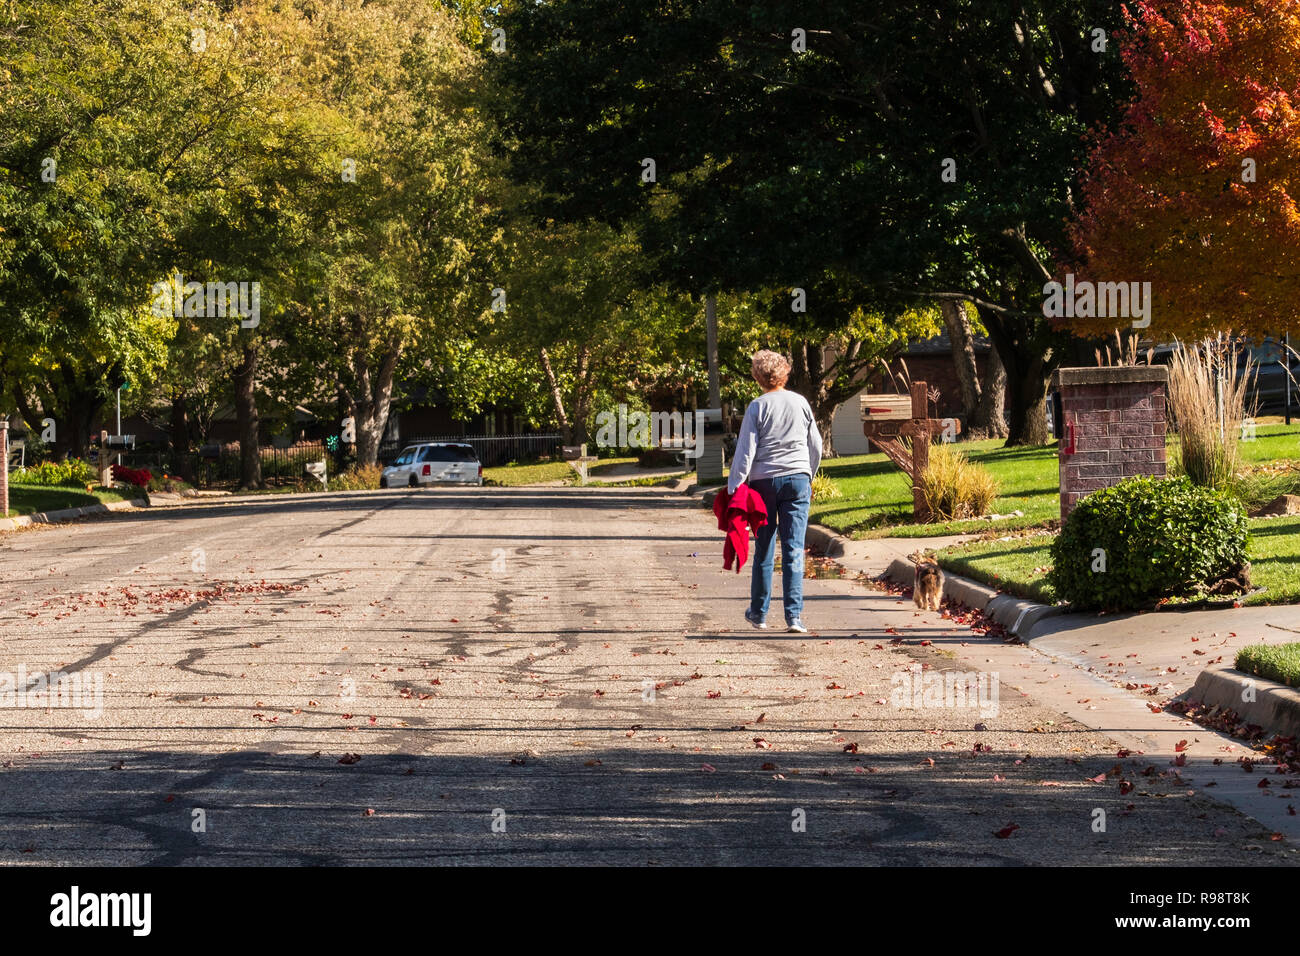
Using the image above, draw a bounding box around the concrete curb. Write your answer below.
[801,510,1067,638]
[1,496,149,531]
[686,483,726,502]
[878,557,1062,636]
[804,523,845,558]
[1186,664,1300,739]
[694,492,1066,638]
[783,504,1063,638]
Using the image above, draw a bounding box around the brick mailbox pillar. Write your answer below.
[1054,366,1169,519]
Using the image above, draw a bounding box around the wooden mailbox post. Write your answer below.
[860,381,958,523]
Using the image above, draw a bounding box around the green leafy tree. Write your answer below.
[761,273,942,453]
[490,216,648,446]
[168,1,348,487]
[266,0,501,468]
[0,0,309,465]
[0,0,223,456]
[489,0,1129,445]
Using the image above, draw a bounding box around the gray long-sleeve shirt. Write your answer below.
[727,388,823,494]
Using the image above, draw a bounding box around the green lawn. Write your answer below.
[1238,422,1300,465]
[584,473,689,488]
[5,483,133,518]
[934,515,1300,607]
[814,437,1061,538]
[1238,517,1300,604]
[1235,642,1300,687]
[482,460,574,486]
[935,533,1058,603]
[485,456,693,487]
[816,422,1300,539]
[586,456,639,477]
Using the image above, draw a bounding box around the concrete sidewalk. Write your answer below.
[811,526,1300,841]
[1026,604,1300,704]
[818,526,1300,705]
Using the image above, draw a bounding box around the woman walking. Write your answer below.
[727,350,823,633]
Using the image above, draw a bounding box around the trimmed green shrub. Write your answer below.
[145,473,194,494]
[1047,475,1248,611]
[11,458,98,487]
[329,465,383,491]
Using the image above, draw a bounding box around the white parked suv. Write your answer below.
[380,443,483,487]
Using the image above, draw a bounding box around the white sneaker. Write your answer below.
[744,608,768,629]
[786,618,808,634]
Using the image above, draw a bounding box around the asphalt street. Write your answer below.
[0,486,1293,865]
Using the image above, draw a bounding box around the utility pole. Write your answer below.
[0,419,8,518]
[706,293,720,409]
[1286,333,1292,426]
[696,293,725,484]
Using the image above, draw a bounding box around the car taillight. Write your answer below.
[422,464,431,476]
[477,464,482,476]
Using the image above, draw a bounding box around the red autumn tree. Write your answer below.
[1067,0,1300,340]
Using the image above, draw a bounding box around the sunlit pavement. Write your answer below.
[0,488,1293,865]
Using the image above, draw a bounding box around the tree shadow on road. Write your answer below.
[0,746,1288,867]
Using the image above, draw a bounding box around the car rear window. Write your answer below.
[420,445,478,462]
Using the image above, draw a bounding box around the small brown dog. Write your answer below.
[912,555,943,611]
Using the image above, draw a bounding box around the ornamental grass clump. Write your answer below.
[916,443,998,521]
[1167,337,1254,491]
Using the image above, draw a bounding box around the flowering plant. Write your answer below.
[111,464,153,487]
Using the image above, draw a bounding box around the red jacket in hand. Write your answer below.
[713,484,769,572]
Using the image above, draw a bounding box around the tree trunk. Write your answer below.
[539,347,574,445]
[52,365,103,461]
[975,341,1008,438]
[996,340,1050,446]
[350,345,400,467]
[335,383,355,474]
[62,396,99,461]
[813,403,836,460]
[980,307,1052,446]
[705,293,720,408]
[169,391,195,483]
[789,340,811,397]
[12,389,43,444]
[569,344,593,446]
[940,299,981,420]
[788,340,838,456]
[807,343,835,458]
[234,343,263,489]
[1017,379,1050,445]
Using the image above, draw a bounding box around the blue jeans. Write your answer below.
[749,473,811,624]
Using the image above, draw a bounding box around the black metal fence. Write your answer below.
[376,434,562,467]
[118,442,330,489]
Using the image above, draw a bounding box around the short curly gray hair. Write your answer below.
[752,350,791,389]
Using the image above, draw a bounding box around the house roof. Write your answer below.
[904,330,992,355]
